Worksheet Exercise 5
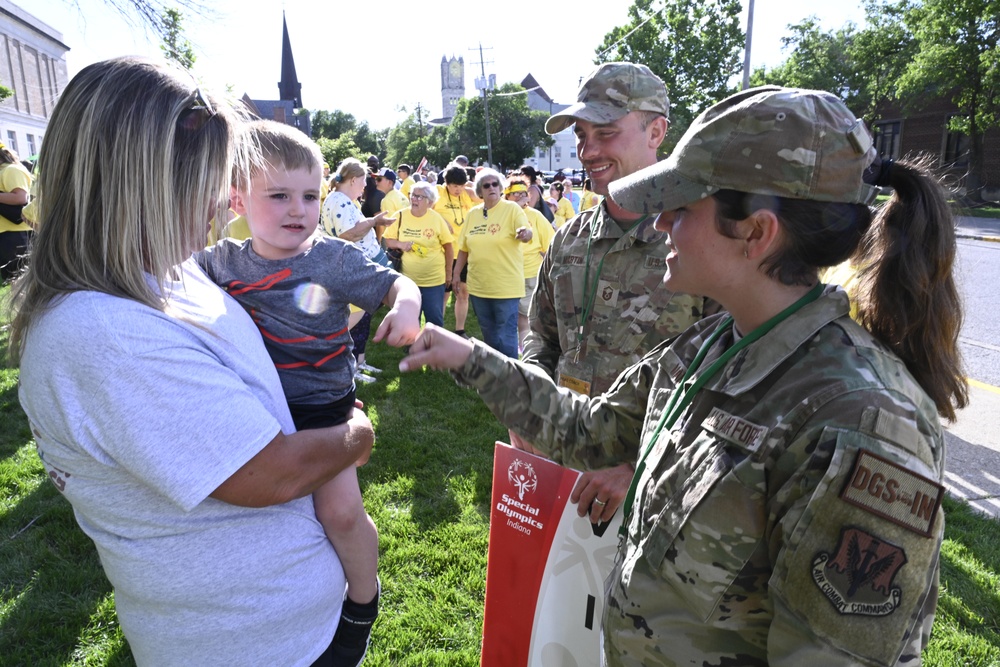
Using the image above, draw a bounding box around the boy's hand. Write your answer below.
[373,301,421,347]
[399,323,474,372]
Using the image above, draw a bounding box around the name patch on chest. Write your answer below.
[701,407,768,453]
[840,450,944,537]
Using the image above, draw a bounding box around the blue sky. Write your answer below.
[30,0,867,129]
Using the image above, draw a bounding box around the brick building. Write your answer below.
[873,97,1000,201]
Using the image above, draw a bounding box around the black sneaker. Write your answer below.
[329,586,379,667]
[454,329,469,339]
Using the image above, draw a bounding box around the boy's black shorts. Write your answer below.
[288,389,357,431]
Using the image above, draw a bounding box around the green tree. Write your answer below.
[312,109,361,141]
[595,0,744,150]
[446,84,551,171]
[159,7,196,70]
[0,85,11,102]
[750,2,916,123]
[385,107,454,169]
[316,135,362,170]
[895,0,999,200]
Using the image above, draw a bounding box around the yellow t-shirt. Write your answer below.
[433,186,474,236]
[522,206,554,279]
[400,176,415,199]
[581,190,601,211]
[553,197,575,229]
[456,199,528,299]
[0,162,33,233]
[381,188,408,216]
[384,208,454,287]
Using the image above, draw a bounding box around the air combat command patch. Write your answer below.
[812,526,907,616]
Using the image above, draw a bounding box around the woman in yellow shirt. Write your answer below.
[434,164,477,337]
[0,143,33,281]
[548,181,575,228]
[384,182,454,327]
[453,169,533,357]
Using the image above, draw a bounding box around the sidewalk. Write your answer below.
[955,214,1000,242]
[943,381,1000,519]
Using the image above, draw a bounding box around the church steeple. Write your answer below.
[278,12,302,108]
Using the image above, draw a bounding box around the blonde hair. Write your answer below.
[333,157,366,186]
[235,120,323,190]
[7,56,247,363]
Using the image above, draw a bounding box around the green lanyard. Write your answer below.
[620,282,824,532]
[577,216,648,351]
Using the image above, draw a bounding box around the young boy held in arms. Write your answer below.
[196,120,421,666]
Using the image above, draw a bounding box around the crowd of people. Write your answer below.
[7,53,968,667]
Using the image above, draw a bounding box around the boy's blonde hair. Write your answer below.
[237,120,323,190]
[7,56,246,362]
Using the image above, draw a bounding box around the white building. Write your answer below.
[0,0,69,161]
[521,73,583,176]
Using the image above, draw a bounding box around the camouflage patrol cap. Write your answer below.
[609,86,880,215]
[544,62,669,135]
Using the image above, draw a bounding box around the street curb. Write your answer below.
[956,233,1000,243]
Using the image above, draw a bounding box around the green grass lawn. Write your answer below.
[2,289,999,665]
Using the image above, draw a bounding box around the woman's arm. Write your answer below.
[211,407,375,506]
[337,211,393,243]
[443,242,454,284]
[0,188,28,206]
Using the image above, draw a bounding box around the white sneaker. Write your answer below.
[354,371,376,384]
[357,362,382,375]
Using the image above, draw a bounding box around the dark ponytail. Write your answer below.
[853,155,968,421]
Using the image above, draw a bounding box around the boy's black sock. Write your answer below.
[329,588,379,667]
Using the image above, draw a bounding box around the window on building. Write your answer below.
[555,146,562,159]
[943,114,970,168]
[6,131,17,154]
[27,134,36,156]
[570,151,577,158]
[873,121,900,159]
[538,148,545,158]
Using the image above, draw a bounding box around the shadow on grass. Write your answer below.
[357,310,502,531]
[0,480,130,666]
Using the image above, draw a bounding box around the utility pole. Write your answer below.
[472,42,495,167]
[742,0,754,90]
[415,103,425,137]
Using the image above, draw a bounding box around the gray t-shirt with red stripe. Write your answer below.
[196,235,399,404]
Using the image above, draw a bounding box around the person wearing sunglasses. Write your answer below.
[452,168,533,357]
[383,181,454,327]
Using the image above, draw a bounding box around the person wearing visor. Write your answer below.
[400,86,967,666]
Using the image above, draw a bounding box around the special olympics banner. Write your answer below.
[481,442,621,667]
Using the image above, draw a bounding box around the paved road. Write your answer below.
[946,217,1000,519]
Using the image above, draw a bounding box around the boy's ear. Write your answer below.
[230,185,248,216]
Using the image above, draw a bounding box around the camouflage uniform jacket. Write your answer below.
[457,287,944,666]
[521,201,716,401]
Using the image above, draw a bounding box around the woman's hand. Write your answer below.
[402,241,414,252]
[515,226,533,243]
[370,211,394,227]
[399,323,474,372]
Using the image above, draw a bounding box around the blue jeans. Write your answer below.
[417,284,446,327]
[469,295,520,358]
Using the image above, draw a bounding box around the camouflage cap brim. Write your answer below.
[609,86,880,216]
[545,101,631,135]
[610,157,720,215]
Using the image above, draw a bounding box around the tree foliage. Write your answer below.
[159,7,196,70]
[0,85,12,102]
[595,0,744,150]
[751,2,916,123]
[310,109,387,161]
[895,0,1000,197]
[82,0,212,45]
[385,110,452,170]
[446,84,551,172]
[315,135,361,170]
